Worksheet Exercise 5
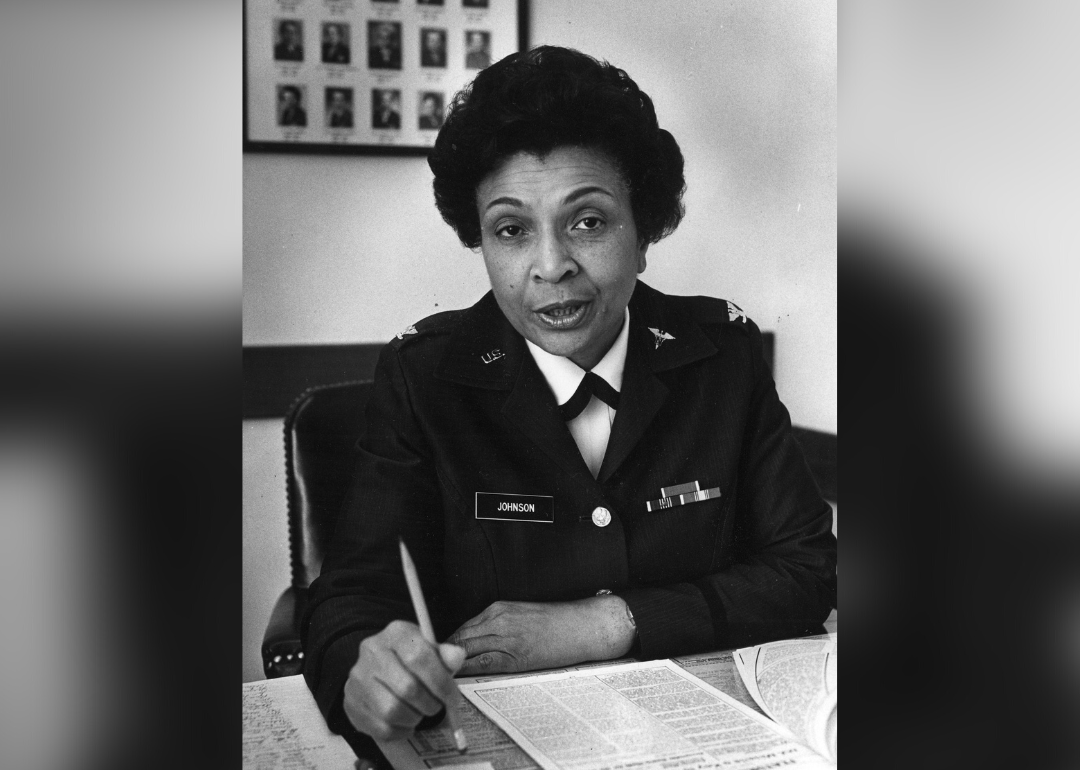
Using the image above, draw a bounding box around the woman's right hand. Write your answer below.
[342,620,466,741]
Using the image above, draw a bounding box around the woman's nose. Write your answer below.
[531,231,578,283]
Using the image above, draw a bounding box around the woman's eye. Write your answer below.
[496,224,523,238]
[574,216,603,231]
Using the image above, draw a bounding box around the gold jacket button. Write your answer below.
[591,506,611,527]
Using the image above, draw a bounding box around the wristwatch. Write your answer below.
[595,589,637,635]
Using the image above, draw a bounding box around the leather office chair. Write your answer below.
[262,381,374,678]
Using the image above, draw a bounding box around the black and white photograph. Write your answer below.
[275,84,307,126]
[417,90,444,129]
[273,18,303,62]
[247,4,838,768]
[367,20,402,70]
[246,0,518,150]
[371,88,401,129]
[420,28,447,68]
[464,29,491,69]
[325,87,354,128]
[321,22,350,65]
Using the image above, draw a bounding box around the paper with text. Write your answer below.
[459,660,831,770]
[734,637,836,763]
[242,676,358,770]
[672,651,765,717]
[376,661,640,770]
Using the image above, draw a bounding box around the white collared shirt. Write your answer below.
[525,308,630,478]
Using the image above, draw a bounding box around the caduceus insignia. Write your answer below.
[396,324,418,340]
[648,327,675,350]
[727,301,747,323]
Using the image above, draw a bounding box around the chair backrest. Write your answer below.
[284,381,374,588]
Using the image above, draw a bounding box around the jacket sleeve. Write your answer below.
[617,320,837,658]
[300,341,445,735]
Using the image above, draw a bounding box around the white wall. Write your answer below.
[243,0,835,681]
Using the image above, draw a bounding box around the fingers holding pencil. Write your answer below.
[399,539,470,753]
[343,620,467,743]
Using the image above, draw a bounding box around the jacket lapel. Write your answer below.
[501,353,595,481]
[597,320,669,482]
[597,282,719,482]
[434,292,593,480]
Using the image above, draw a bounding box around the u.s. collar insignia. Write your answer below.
[481,348,505,364]
[395,324,418,340]
[727,301,747,323]
[648,327,675,350]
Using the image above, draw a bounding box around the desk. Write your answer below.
[243,615,836,770]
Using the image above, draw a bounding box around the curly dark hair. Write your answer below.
[428,46,685,249]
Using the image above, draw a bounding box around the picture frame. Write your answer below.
[244,0,528,155]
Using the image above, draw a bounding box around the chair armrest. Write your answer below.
[262,586,309,678]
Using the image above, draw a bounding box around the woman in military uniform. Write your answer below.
[301,46,836,749]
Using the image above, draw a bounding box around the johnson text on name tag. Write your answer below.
[475,492,555,523]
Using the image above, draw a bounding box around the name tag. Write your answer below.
[475,492,554,523]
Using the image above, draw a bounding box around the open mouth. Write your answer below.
[535,300,591,330]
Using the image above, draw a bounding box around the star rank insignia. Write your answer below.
[648,327,675,350]
[727,301,747,323]
[395,324,418,340]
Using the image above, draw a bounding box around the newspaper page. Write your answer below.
[733,638,836,763]
[672,650,765,717]
[242,675,359,770]
[459,659,831,770]
[377,692,539,770]
[376,660,639,770]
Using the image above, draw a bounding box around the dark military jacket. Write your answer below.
[302,280,836,735]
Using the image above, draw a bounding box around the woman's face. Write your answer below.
[476,146,647,371]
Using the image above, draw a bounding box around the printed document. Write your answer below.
[459,659,832,770]
[733,637,837,763]
[672,650,765,716]
[242,675,358,770]
[375,661,640,770]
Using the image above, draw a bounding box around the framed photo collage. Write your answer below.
[245,0,524,153]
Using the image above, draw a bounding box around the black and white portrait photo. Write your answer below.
[241,3,844,769]
[367,21,402,70]
[417,91,444,129]
[420,28,447,68]
[464,29,491,69]
[273,19,303,62]
[371,88,401,129]
[325,87,354,129]
[275,84,307,127]
[321,23,350,65]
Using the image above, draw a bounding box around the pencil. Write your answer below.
[398,538,469,753]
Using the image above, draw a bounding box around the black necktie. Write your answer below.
[559,372,620,421]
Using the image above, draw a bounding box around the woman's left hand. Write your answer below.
[445,596,636,676]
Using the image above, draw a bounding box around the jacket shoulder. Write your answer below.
[664,293,757,332]
[386,308,462,352]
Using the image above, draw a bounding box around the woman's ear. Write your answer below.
[637,244,649,274]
